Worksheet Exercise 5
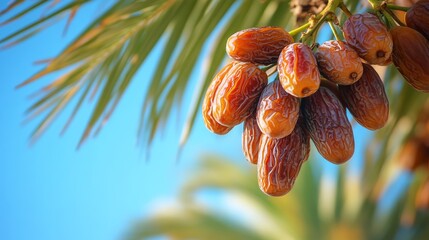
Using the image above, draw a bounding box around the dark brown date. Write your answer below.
[256,80,300,138]
[226,27,294,65]
[302,87,354,164]
[343,13,392,65]
[339,63,389,130]
[242,113,262,164]
[257,119,310,196]
[320,79,348,110]
[391,26,429,92]
[213,61,268,127]
[406,0,429,40]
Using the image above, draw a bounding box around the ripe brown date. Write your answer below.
[339,63,389,130]
[302,87,355,164]
[257,119,310,196]
[320,79,347,110]
[226,27,294,65]
[391,26,429,92]
[202,63,234,134]
[242,114,262,164]
[343,13,393,65]
[256,80,300,138]
[278,43,321,98]
[315,40,363,85]
[406,0,429,40]
[212,61,268,127]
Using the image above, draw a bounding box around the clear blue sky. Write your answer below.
[0,1,247,240]
[0,1,374,240]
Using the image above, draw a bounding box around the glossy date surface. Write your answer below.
[202,62,234,134]
[391,26,429,92]
[256,80,300,138]
[302,87,354,164]
[257,120,309,196]
[406,0,429,40]
[343,13,392,65]
[213,61,268,127]
[315,40,363,85]
[242,114,262,164]
[278,43,321,98]
[339,63,389,130]
[227,27,294,65]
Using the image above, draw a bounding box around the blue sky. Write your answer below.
[0,1,376,240]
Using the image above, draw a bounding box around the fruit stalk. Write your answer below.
[382,4,406,27]
[367,0,383,10]
[382,9,399,28]
[368,0,409,13]
[300,0,344,44]
[289,22,311,37]
[386,4,410,12]
[321,0,345,16]
[261,63,276,72]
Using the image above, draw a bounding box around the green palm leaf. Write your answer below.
[0,0,300,149]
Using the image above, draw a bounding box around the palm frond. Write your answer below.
[125,205,269,240]
[125,155,312,240]
[0,0,299,150]
[126,148,429,239]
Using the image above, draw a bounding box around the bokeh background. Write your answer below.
[0,1,252,239]
[1,0,429,240]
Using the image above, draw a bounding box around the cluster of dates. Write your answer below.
[202,1,429,197]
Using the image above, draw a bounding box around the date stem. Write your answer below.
[261,63,276,72]
[382,3,406,27]
[386,4,409,12]
[329,21,342,41]
[381,8,400,29]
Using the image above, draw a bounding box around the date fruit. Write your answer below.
[343,13,393,65]
[339,63,389,130]
[391,26,429,92]
[257,119,310,196]
[202,63,234,134]
[242,113,262,164]
[315,40,363,85]
[256,80,300,138]
[302,87,355,164]
[227,27,294,65]
[406,0,429,40]
[278,43,321,98]
[212,61,268,127]
[320,79,347,110]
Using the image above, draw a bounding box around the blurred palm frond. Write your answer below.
[3,0,429,239]
[125,152,429,240]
